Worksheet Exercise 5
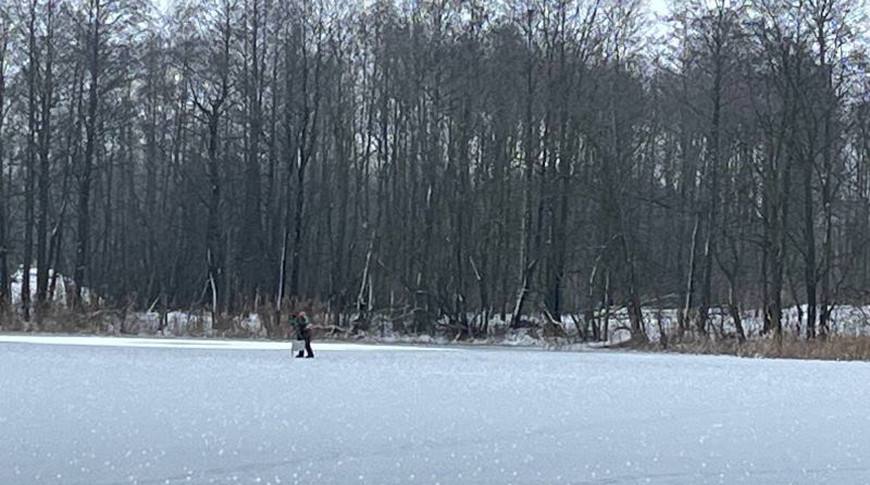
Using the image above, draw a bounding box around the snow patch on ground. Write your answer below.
[111,311,268,337]
[10,267,96,308]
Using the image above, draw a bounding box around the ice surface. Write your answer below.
[1,336,869,484]
[0,335,448,352]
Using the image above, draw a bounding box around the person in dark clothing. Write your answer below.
[290,312,314,358]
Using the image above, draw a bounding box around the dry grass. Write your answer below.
[0,309,21,331]
[633,335,870,362]
[0,307,115,334]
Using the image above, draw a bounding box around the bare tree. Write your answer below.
[36,0,56,308]
[0,6,9,310]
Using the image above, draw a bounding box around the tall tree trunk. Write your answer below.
[75,0,102,308]
[23,0,39,320]
[697,32,724,336]
[0,20,9,309]
[206,114,223,317]
[816,14,835,339]
[289,123,309,300]
[803,149,817,339]
[682,213,701,336]
[511,9,536,329]
[36,0,55,307]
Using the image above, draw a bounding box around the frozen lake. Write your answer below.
[1,335,869,484]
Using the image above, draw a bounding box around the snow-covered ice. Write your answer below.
[1,336,869,484]
[0,335,448,352]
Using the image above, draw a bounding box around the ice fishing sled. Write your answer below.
[290,340,306,356]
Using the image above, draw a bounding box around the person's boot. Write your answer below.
[296,351,304,358]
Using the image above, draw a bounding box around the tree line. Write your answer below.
[0,0,868,340]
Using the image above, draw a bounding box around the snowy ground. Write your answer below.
[1,336,870,484]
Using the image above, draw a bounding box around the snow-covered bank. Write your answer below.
[616,305,870,341]
[6,266,869,344]
[5,277,870,351]
[2,339,870,484]
[300,304,870,349]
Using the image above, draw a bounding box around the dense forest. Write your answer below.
[0,0,868,340]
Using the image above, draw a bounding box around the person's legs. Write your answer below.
[295,328,305,358]
[304,329,314,358]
